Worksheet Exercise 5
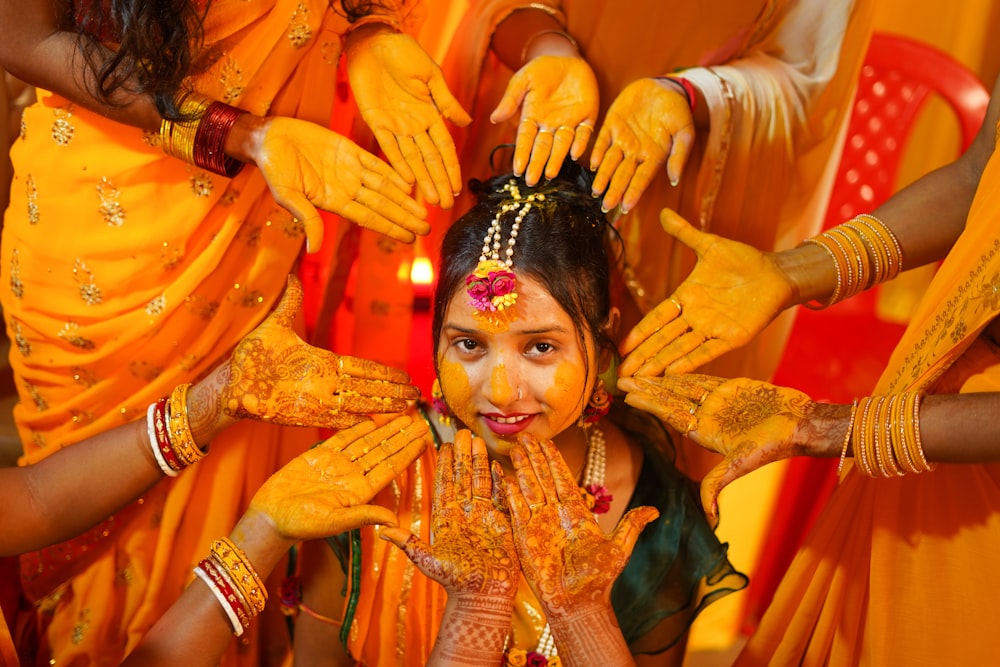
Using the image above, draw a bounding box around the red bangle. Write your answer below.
[193,101,247,178]
[660,75,697,112]
[152,397,184,473]
[200,557,254,633]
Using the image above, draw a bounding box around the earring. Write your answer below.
[579,378,611,425]
[431,378,451,425]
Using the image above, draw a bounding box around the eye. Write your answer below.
[460,338,479,351]
[527,341,555,356]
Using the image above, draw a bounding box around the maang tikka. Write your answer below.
[465,179,544,332]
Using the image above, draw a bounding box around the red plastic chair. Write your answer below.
[743,32,990,633]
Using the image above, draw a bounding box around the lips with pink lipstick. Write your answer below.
[481,412,535,436]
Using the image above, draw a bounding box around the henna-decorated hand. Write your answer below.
[590,78,694,214]
[247,415,429,540]
[618,374,824,522]
[503,433,658,620]
[347,26,471,209]
[380,430,520,602]
[618,209,795,377]
[491,55,599,186]
[222,275,421,430]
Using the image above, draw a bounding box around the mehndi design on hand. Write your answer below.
[380,430,520,600]
[223,275,420,429]
[619,373,828,521]
[248,415,428,540]
[503,433,658,617]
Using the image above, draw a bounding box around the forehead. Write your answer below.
[443,274,579,337]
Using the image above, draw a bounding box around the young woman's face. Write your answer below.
[437,275,596,457]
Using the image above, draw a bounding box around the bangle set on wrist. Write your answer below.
[160,91,247,178]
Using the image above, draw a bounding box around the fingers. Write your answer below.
[523,126,555,186]
[364,422,429,491]
[271,188,323,254]
[619,300,686,373]
[428,73,472,128]
[428,122,463,201]
[620,159,659,214]
[336,353,413,385]
[536,436,583,503]
[665,124,695,186]
[263,274,305,330]
[663,338,733,375]
[490,74,528,126]
[372,127,416,187]
[470,434,493,502]
[413,131,454,209]
[378,526,415,550]
[609,506,660,555]
[433,441,457,509]
[543,126,576,181]
[330,505,401,532]
[359,155,428,220]
[591,141,622,201]
[658,208,704,251]
[620,385,695,434]
[701,460,740,526]
[570,121,594,161]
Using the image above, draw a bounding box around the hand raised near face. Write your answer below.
[491,55,599,187]
[248,415,429,540]
[502,433,658,619]
[380,429,520,602]
[618,209,794,377]
[347,27,471,209]
[618,373,827,522]
[222,275,421,430]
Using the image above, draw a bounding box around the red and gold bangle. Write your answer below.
[198,557,254,635]
[167,383,208,467]
[836,399,859,475]
[192,101,247,178]
[210,537,267,614]
[147,397,183,475]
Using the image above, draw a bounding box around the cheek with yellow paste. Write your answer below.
[547,359,590,436]
[438,358,476,429]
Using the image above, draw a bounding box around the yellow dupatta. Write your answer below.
[0,1,367,662]
[738,126,1000,665]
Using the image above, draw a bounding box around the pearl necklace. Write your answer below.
[531,424,607,659]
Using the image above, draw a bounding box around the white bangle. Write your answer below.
[520,29,580,65]
[146,401,177,477]
[194,566,245,637]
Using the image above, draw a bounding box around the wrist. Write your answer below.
[188,362,236,445]
[773,243,837,309]
[546,604,632,666]
[229,508,295,579]
[344,19,398,54]
[225,112,270,166]
[520,29,580,65]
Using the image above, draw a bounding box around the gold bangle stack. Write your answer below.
[160,91,247,177]
[166,383,208,467]
[850,392,934,478]
[160,92,212,167]
[801,213,903,309]
[210,537,268,614]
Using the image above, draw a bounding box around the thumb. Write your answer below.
[428,74,472,127]
[267,274,305,330]
[658,208,705,256]
[609,506,660,557]
[378,525,414,549]
[273,188,324,254]
[699,460,738,528]
[490,74,529,124]
[325,505,400,534]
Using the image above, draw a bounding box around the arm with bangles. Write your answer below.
[617,72,1000,380]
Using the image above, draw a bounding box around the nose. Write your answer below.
[487,357,519,407]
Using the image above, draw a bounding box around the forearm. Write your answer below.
[122,510,294,666]
[428,595,512,666]
[0,0,161,130]
[548,605,634,667]
[492,7,578,71]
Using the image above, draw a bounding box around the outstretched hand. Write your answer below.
[618,374,815,522]
[347,27,471,209]
[503,433,658,617]
[252,116,429,252]
[491,55,599,186]
[249,415,429,540]
[380,430,519,600]
[223,275,421,430]
[590,78,694,213]
[619,209,794,377]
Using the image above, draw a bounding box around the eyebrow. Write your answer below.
[442,322,571,335]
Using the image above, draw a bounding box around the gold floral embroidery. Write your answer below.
[71,367,99,387]
[97,177,127,227]
[58,322,96,350]
[146,295,167,316]
[179,353,200,372]
[31,431,46,450]
[189,171,214,198]
[320,39,340,66]
[228,283,265,308]
[9,248,23,298]
[237,222,262,247]
[160,242,183,271]
[71,608,91,645]
[282,215,305,240]
[129,360,162,382]
[52,107,75,146]
[185,294,219,320]
[219,186,239,206]
[219,57,246,105]
[141,130,160,148]
[24,380,47,411]
[11,319,30,357]
[288,3,313,48]
[26,174,39,225]
[73,259,104,305]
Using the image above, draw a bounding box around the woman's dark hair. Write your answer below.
[432,159,622,375]
[62,0,391,120]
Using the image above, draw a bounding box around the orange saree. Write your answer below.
[0,1,390,663]
[737,127,1000,665]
